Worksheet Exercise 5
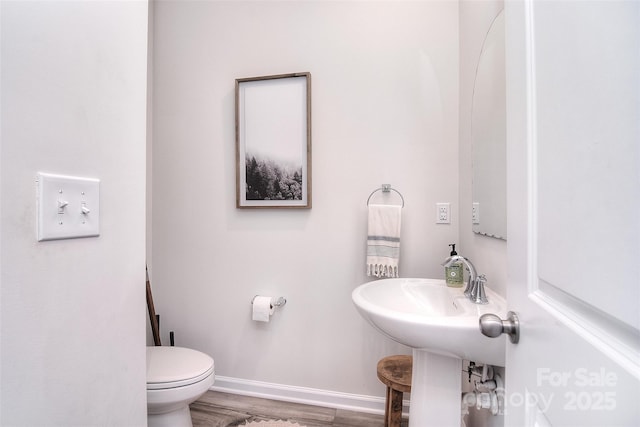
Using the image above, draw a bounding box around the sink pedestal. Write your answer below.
[410,349,462,427]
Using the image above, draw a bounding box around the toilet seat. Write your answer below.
[147,346,214,390]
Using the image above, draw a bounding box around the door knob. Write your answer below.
[479,311,520,344]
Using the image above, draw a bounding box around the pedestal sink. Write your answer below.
[352,278,507,426]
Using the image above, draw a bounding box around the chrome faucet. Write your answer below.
[472,274,488,305]
[441,255,488,304]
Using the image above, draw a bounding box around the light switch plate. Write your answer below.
[37,172,100,241]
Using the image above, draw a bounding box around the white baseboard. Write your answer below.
[210,375,410,416]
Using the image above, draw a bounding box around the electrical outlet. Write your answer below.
[472,203,480,224]
[436,202,450,224]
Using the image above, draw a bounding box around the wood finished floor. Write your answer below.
[190,391,409,427]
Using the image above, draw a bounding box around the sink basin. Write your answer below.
[352,278,508,426]
[352,278,507,366]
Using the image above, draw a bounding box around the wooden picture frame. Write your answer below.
[235,72,312,208]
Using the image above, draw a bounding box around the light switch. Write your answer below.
[37,172,100,241]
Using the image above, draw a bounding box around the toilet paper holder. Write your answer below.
[251,295,287,309]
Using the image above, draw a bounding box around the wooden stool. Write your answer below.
[377,355,412,427]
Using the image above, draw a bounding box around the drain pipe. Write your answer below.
[461,365,503,424]
[462,387,500,415]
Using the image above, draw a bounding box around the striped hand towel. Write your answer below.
[366,204,402,278]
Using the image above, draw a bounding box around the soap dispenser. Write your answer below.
[445,244,464,287]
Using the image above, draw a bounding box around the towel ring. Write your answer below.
[367,184,405,208]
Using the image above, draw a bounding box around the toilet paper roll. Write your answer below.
[252,296,275,322]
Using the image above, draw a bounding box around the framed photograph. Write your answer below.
[236,72,312,208]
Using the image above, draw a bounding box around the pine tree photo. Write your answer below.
[245,154,303,200]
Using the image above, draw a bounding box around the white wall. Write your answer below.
[0,1,148,425]
[150,0,459,399]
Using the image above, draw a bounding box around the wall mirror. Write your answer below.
[472,9,506,239]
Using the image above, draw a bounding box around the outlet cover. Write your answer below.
[472,202,480,224]
[436,202,450,224]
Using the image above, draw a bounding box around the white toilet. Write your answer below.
[146,346,215,427]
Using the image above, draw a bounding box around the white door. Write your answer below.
[502,0,639,425]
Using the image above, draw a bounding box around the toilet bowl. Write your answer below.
[146,346,215,427]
